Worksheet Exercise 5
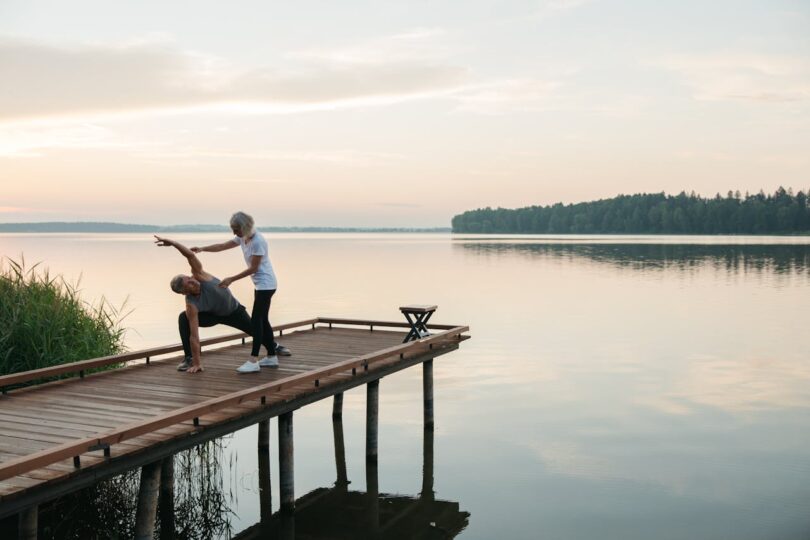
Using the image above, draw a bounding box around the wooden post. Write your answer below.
[366,380,379,462]
[258,418,270,450]
[159,456,175,540]
[134,460,162,540]
[333,415,348,489]
[278,411,295,514]
[18,506,37,540]
[421,423,435,501]
[423,360,434,428]
[332,392,343,420]
[258,431,272,528]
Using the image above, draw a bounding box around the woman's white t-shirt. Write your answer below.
[234,231,277,290]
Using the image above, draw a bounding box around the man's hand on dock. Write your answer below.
[187,363,204,374]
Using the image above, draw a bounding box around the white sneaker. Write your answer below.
[258,355,279,368]
[418,329,431,338]
[236,360,261,373]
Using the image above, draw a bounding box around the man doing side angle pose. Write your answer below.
[155,235,279,374]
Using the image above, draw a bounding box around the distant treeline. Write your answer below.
[0,222,450,233]
[452,188,810,234]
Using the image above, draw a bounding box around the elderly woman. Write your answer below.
[192,211,290,373]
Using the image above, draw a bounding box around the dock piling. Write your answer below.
[423,359,434,428]
[134,460,162,540]
[332,413,348,489]
[278,411,295,514]
[258,419,270,450]
[421,423,435,501]
[366,380,379,462]
[332,392,343,420]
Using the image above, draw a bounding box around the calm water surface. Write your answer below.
[2,233,810,539]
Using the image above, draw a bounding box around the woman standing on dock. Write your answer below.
[192,212,291,373]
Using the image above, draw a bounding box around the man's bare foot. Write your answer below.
[187,365,204,373]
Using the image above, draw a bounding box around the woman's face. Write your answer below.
[231,226,243,237]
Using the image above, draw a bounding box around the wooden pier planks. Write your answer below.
[0,319,468,507]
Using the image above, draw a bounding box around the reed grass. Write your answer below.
[0,257,127,378]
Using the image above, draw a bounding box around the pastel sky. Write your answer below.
[0,0,808,227]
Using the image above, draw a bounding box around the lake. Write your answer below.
[1,233,810,539]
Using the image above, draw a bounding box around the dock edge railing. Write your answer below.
[0,317,469,482]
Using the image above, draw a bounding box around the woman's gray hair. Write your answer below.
[170,275,185,294]
[230,211,255,237]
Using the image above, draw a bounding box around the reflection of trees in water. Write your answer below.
[457,242,810,276]
[38,439,234,540]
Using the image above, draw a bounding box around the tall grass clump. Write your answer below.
[0,258,127,379]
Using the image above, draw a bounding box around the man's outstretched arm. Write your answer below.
[154,236,205,275]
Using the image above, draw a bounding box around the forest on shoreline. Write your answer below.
[452,188,810,234]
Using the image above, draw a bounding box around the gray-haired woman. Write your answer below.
[192,211,291,373]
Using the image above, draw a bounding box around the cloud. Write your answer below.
[454,79,563,114]
[0,34,469,123]
[0,123,125,157]
[656,52,810,103]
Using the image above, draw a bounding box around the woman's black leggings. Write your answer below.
[252,289,277,357]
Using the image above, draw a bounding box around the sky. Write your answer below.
[0,0,808,227]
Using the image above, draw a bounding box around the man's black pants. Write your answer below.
[178,305,252,361]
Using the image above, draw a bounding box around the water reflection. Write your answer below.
[25,440,235,540]
[239,417,468,540]
[456,242,810,276]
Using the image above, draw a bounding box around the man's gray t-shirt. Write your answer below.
[185,277,240,316]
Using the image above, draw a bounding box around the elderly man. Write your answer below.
[155,235,279,374]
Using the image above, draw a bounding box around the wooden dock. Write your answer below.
[0,316,469,525]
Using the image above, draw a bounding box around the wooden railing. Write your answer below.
[0,318,469,481]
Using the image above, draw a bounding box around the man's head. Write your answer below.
[230,211,255,238]
[170,274,200,295]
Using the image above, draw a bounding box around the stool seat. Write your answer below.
[399,304,438,314]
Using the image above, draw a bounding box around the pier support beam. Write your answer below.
[421,423,435,501]
[366,380,380,462]
[18,506,37,540]
[423,359,434,428]
[159,456,175,540]
[332,392,343,420]
[278,411,295,514]
[332,413,348,489]
[134,460,162,540]
[258,419,270,450]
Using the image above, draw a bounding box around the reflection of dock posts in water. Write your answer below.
[17,506,37,540]
[278,411,295,515]
[134,460,162,539]
[366,379,381,535]
[332,395,349,489]
[159,455,175,540]
[257,427,273,533]
[258,418,272,525]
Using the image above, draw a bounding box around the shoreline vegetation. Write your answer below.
[0,222,451,233]
[0,259,126,383]
[452,187,810,235]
